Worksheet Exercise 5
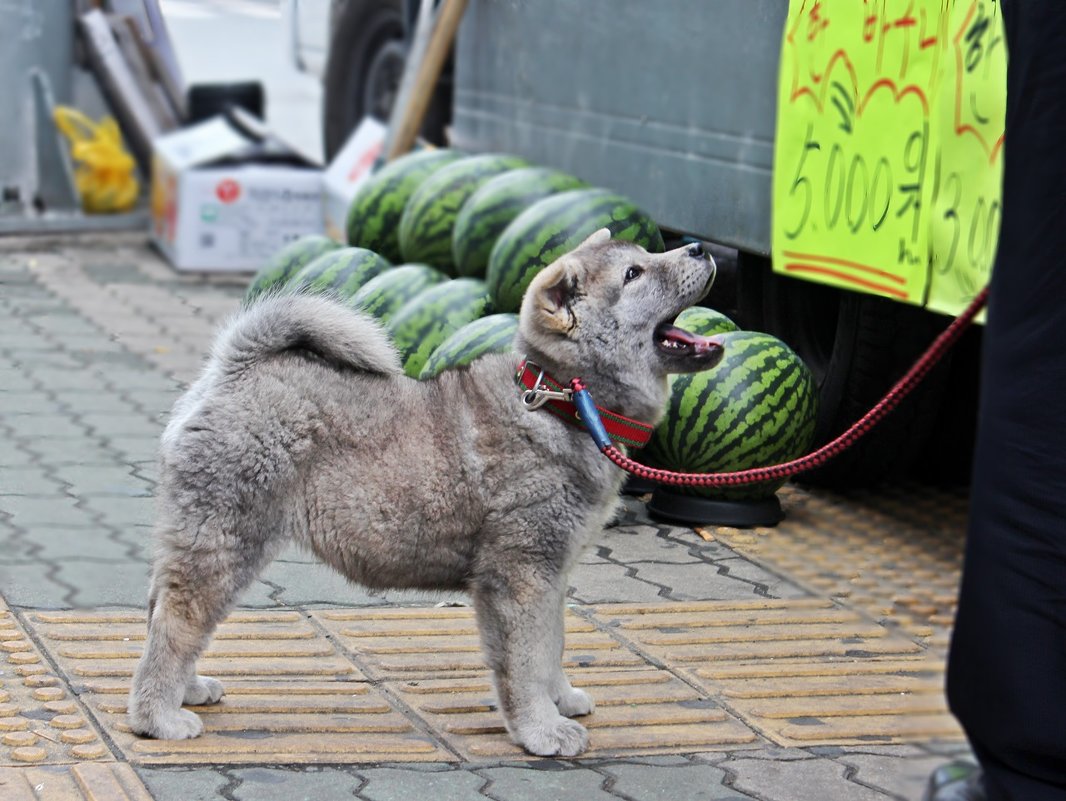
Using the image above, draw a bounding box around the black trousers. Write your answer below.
[946,2,1066,799]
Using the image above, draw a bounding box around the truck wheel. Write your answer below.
[738,253,952,488]
[322,0,450,160]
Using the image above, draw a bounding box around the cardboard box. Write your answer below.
[322,117,387,242]
[151,111,323,272]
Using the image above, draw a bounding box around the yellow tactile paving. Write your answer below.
[704,484,966,650]
[389,668,757,759]
[23,600,962,762]
[0,603,112,767]
[312,606,645,678]
[0,763,153,800]
[31,611,361,681]
[26,611,451,764]
[596,599,962,747]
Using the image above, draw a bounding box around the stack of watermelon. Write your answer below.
[242,150,817,517]
[243,148,666,379]
[642,307,818,504]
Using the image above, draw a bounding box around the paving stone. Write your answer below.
[136,766,230,801]
[82,496,153,527]
[1,495,93,527]
[837,752,948,800]
[51,465,151,497]
[605,762,755,800]
[567,563,667,604]
[0,393,64,415]
[360,767,487,801]
[103,436,162,463]
[727,757,894,801]
[0,562,71,608]
[77,413,163,439]
[19,437,116,465]
[259,561,391,607]
[0,466,63,496]
[0,441,39,468]
[625,561,806,601]
[20,527,139,562]
[480,765,615,801]
[599,525,706,564]
[51,391,136,413]
[24,367,109,392]
[230,767,363,801]
[0,369,38,392]
[8,414,88,440]
[58,560,151,608]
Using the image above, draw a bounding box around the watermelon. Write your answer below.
[244,235,341,304]
[290,247,391,299]
[451,168,586,278]
[486,188,665,313]
[419,313,519,379]
[348,264,448,323]
[670,306,740,339]
[399,154,529,272]
[346,149,462,263]
[386,278,493,378]
[644,329,818,500]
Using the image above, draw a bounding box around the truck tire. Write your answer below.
[738,253,952,488]
[322,0,450,160]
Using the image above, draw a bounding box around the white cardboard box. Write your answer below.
[321,117,387,242]
[151,114,324,272]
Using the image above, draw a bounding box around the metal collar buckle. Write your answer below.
[517,360,572,411]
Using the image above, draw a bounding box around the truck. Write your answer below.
[285,0,998,488]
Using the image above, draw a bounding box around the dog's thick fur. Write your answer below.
[128,230,720,756]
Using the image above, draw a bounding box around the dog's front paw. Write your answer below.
[184,675,224,706]
[129,707,204,740]
[516,715,589,757]
[556,687,594,718]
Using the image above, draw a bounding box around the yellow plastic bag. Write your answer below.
[53,107,139,214]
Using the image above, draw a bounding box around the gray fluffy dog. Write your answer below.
[128,229,722,757]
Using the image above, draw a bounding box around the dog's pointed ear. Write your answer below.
[525,257,581,335]
[576,227,611,250]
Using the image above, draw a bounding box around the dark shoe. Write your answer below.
[923,761,987,801]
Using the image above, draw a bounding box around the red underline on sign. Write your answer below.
[783,263,911,300]
[781,251,908,284]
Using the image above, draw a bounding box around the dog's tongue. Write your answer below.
[657,323,722,356]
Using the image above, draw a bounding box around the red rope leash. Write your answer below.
[574,286,989,488]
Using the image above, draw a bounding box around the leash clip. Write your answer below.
[517,361,572,411]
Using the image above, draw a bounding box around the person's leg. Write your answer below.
[944,2,1066,799]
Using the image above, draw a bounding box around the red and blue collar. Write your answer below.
[514,359,655,449]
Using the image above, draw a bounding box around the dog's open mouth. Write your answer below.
[654,321,724,362]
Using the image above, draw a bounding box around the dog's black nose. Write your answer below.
[687,242,705,258]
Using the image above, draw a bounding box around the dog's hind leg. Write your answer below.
[473,573,590,757]
[128,518,276,740]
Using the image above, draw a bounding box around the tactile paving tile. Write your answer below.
[0,763,153,800]
[312,606,645,679]
[27,611,452,764]
[0,603,112,766]
[704,484,966,651]
[389,668,757,759]
[595,599,963,746]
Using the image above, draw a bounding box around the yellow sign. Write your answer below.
[772,0,1005,316]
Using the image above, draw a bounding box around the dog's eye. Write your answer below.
[624,265,643,284]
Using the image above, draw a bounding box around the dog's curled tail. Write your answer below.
[212,293,402,376]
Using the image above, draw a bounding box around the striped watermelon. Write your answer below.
[644,330,818,500]
[244,235,340,304]
[386,279,492,378]
[451,168,586,278]
[671,307,740,338]
[486,188,665,313]
[290,247,391,299]
[419,313,519,379]
[346,149,462,263]
[347,264,448,323]
[399,154,528,273]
